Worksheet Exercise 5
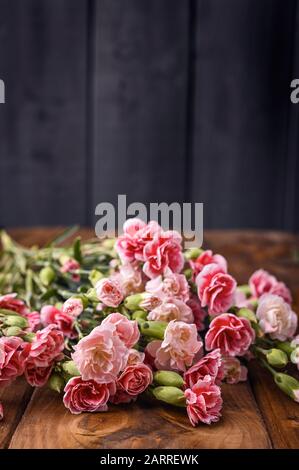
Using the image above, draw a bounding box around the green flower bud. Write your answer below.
[274,373,299,402]
[140,321,167,340]
[183,268,193,280]
[237,308,257,323]
[4,326,23,336]
[39,266,56,286]
[4,315,28,328]
[22,332,35,342]
[48,373,65,393]
[266,349,288,368]
[61,360,80,377]
[85,288,99,303]
[237,285,252,297]
[102,238,116,250]
[154,371,184,388]
[124,294,143,311]
[184,247,203,260]
[132,310,148,321]
[277,341,294,357]
[152,386,186,408]
[88,269,104,287]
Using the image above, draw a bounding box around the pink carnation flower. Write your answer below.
[40,305,77,339]
[0,293,29,315]
[143,232,184,279]
[222,357,248,384]
[62,298,83,317]
[0,337,30,388]
[95,278,124,308]
[25,311,41,332]
[190,250,227,280]
[148,299,194,324]
[117,363,153,396]
[72,322,129,383]
[145,270,190,302]
[63,376,112,414]
[152,320,203,372]
[28,325,65,368]
[115,219,161,263]
[25,363,53,387]
[184,375,223,426]
[126,349,145,366]
[249,269,292,304]
[115,263,144,296]
[184,349,224,388]
[205,313,255,357]
[196,264,236,315]
[101,313,140,348]
[60,259,80,282]
[256,294,297,341]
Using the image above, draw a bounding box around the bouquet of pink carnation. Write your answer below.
[0,220,298,426]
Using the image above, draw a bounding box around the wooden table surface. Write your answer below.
[1,228,299,449]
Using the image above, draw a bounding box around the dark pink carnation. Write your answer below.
[190,250,227,280]
[40,305,77,339]
[196,263,236,315]
[0,337,30,388]
[249,269,292,304]
[187,294,207,331]
[205,313,255,357]
[184,349,224,388]
[63,376,112,414]
[0,293,29,315]
[28,325,64,368]
[184,375,223,426]
[115,219,161,263]
[143,232,184,279]
[25,363,53,387]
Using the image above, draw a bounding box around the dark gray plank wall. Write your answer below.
[93,0,189,211]
[191,0,297,229]
[0,0,298,230]
[0,0,87,226]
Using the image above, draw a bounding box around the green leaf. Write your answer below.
[73,237,82,264]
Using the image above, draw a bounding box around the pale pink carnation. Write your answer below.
[0,337,30,388]
[40,305,77,339]
[184,349,223,388]
[256,294,297,341]
[145,270,190,302]
[101,313,140,348]
[148,299,194,324]
[249,269,292,304]
[222,357,248,384]
[184,375,223,426]
[143,231,184,279]
[115,263,144,296]
[72,322,129,383]
[126,349,145,366]
[190,250,227,280]
[140,294,162,311]
[205,313,255,357]
[196,264,236,315]
[95,278,123,308]
[28,325,64,368]
[62,298,83,317]
[153,320,203,372]
[63,376,112,414]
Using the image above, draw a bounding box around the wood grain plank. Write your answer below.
[9,383,270,449]
[0,0,88,227]
[0,379,33,449]
[93,0,189,212]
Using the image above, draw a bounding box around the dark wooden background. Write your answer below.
[0,0,298,230]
